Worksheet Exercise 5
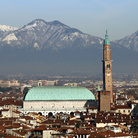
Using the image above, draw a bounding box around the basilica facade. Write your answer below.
[23,86,95,116]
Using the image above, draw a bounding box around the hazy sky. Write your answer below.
[0,0,137,40]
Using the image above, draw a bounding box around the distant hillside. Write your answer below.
[113,30,138,52]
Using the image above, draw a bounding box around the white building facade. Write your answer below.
[23,86,96,116]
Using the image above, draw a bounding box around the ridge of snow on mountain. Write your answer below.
[2,33,18,43]
[0,19,103,50]
[0,25,18,32]
[114,30,138,52]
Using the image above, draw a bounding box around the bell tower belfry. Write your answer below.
[103,30,113,103]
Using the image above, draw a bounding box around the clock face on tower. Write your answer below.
[107,63,110,70]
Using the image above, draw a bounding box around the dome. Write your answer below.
[24,86,95,101]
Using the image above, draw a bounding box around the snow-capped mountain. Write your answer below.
[0,19,137,74]
[0,19,103,50]
[1,19,137,52]
[113,30,138,52]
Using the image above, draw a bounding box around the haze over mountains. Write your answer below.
[0,19,137,75]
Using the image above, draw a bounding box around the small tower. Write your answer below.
[98,91,111,111]
[103,30,113,103]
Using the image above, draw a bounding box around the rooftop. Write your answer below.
[24,86,95,101]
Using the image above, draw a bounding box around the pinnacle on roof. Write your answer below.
[97,84,101,91]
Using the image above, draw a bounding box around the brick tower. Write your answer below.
[102,30,113,103]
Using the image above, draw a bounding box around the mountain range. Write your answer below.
[0,19,137,75]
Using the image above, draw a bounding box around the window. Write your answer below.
[107,63,110,70]
[110,127,114,130]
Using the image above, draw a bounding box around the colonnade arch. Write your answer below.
[22,110,85,117]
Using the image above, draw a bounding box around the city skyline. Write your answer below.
[0,0,138,40]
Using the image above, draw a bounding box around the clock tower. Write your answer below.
[103,30,113,103]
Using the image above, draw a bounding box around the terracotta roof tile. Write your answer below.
[0,99,22,106]
[86,106,97,109]
[114,105,131,109]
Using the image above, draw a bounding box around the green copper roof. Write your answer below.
[104,30,110,45]
[24,86,95,101]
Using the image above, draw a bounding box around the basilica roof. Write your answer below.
[24,86,95,101]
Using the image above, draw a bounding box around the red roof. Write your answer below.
[74,111,81,113]
[89,130,132,138]
[114,105,131,109]
[87,106,97,109]
[1,109,9,111]
[116,97,127,100]
[0,99,22,106]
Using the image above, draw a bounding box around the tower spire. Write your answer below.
[104,30,110,45]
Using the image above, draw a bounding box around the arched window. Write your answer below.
[107,63,110,70]
[48,112,53,118]
[38,112,42,116]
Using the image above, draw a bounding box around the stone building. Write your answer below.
[23,86,96,116]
